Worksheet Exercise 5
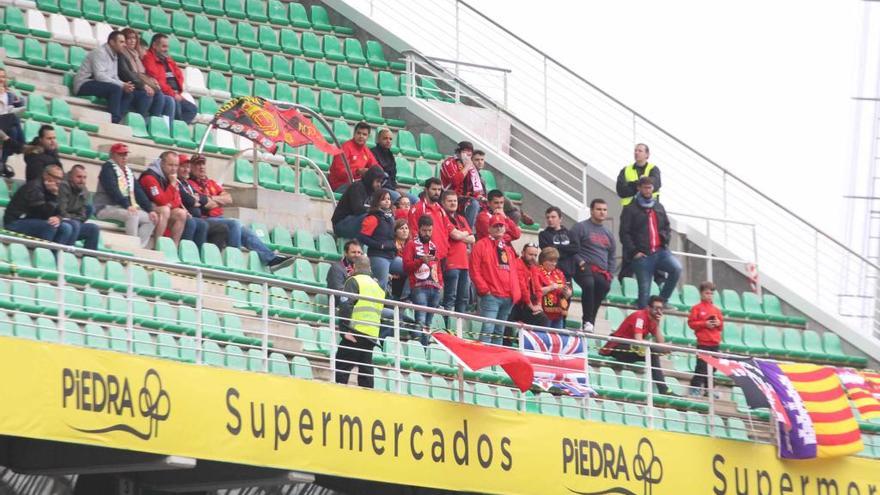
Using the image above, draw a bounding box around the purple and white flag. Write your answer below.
[756,360,818,459]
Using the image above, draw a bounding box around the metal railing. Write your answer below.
[343,0,880,336]
[3,234,879,454]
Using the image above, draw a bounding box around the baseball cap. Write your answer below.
[109,143,129,155]
[490,213,506,227]
[178,154,191,165]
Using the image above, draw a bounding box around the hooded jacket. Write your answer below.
[331,166,386,226]
[371,144,397,189]
[469,235,521,301]
[24,141,63,182]
[139,158,182,208]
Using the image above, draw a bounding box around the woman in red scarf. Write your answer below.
[536,247,572,329]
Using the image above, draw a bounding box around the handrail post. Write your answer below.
[645,345,654,429]
[125,262,134,354]
[708,359,716,437]
[329,294,337,379]
[57,249,66,342]
[394,305,402,394]
[581,333,591,417]
[456,317,465,403]
[195,271,203,364]
[502,71,508,108]
[814,230,820,305]
[542,56,548,130]
[261,281,269,372]
[581,165,588,220]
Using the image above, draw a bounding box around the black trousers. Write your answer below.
[574,268,611,325]
[505,303,550,347]
[334,333,376,388]
[607,345,669,394]
[689,345,719,389]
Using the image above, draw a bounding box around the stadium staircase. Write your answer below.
[0,0,876,493]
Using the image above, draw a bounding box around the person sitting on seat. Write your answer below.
[94,143,158,248]
[177,154,228,249]
[73,30,137,124]
[328,121,379,192]
[0,69,25,178]
[599,295,675,396]
[331,165,386,239]
[138,150,189,246]
[58,164,100,250]
[24,125,63,182]
[3,164,75,245]
[141,33,197,124]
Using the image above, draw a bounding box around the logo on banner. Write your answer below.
[563,436,663,495]
[63,368,171,440]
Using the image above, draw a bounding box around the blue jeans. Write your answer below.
[478,294,513,346]
[7,218,75,244]
[175,97,197,124]
[463,197,480,230]
[151,93,176,120]
[442,268,470,313]
[183,217,208,248]
[242,225,275,263]
[206,217,242,247]
[632,249,682,308]
[370,255,392,291]
[333,213,367,240]
[76,80,134,124]
[410,286,441,344]
[63,219,99,250]
[547,318,565,329]
[129,89,153,120]
[1,115,23,163]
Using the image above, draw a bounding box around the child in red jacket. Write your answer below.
[687,281,724,396]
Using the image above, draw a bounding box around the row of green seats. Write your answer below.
[20,118,104,160]
[0,6,51,38]
[223,281,329,324]
[256,225,341,261]
[24,93,99,132]
[41,0,355,36]
[232,159,329,198]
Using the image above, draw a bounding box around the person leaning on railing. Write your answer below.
[334,255,384,389]
[599,295,676,397]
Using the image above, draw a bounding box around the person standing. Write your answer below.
[335,255,384,389]
[474,189,521,245]
[507,243,550,344]
[620,177,681,308]
[402,215,443,344]
[440,141,483,228]
[687,281,724,397]
[358,189,396,290]
[440,190,475,314]
[616,143,660,206]
[407,177,453,259]
[469,214,520,346]
[570,198,616,333]
[388,219,410,301]
[539,206,577,281]
[536,247,572,329]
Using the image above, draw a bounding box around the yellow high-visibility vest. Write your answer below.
[621,163,659,205]
[350,274,384,337]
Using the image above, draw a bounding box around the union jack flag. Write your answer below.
[522,330,595,397]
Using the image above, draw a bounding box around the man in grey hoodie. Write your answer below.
[73,30,136,124]
[569,198,616,333]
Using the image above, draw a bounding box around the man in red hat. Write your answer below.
[469,213,520,346]
[94,142,159,248]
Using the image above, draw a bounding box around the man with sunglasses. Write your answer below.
[598,295,675,396]
[3,164,76,245]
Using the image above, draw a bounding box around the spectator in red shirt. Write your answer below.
[357,189,396,290]
[329,122,379,192]
[138,151,188,245]
[440,190,475,314]
[470,214,521,346]
[687,281,724,396]
[408,177,452,259]
[402,215,443,344]
[536,247,572,329]
[599,295,674,396]
[440,141,483,228]
[475,189,521,245]
[141,34,196,124]
[508,244,550,343]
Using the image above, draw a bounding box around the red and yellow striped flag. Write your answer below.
[778,363,863,458]
[837,368,880,421]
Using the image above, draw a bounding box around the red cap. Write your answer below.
[490,213,506,227]
[109,143,129,155]
[178,154,191,165]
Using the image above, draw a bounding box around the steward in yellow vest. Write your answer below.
[335,256,385,389]
[616,143,661,206]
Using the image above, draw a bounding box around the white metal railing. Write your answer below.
[2,235,880,453]
[343,0,880,337]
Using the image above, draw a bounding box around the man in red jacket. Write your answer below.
[507,243,549,345]
[475,189,521,245]
[138,150,188,245]
[599,295,674,396]
[440,141,483,228]
[142,34,196,124]
[408,177,452,259]
[329,122,379,192]
[687,281,724,397]
[469,213,520,346]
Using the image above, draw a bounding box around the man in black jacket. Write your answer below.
[4,164,76,245]
[24,125,63,182]
[619,177,680,308]
[331,165,386,239]
[58,164,100,250]
[538,206,577,281]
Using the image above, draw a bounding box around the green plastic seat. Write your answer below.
[70,129,99,159]
[229,48,251,75]
[225,345,248,370]
[59,0,81,16]
[149,6,172,34]
[4,7,28,33]
[720,322,747,353]
[185,39,208,68]
[301,31,323,59]
[357,68,380,95]
[257,162,281,190]
[193,14,216,41]
[801,330,825,360]
[288,2,310,28]
[335,64,358,92]
[823,332,866,366]
[269,352,291,375]
[762,294,806,325]
[280,28,302,55]
[215,18,237,44]
[300,169,326,197]
[726,417,750,441]
[236,21,259,49]
[224,0,246,19]
[316,90,341,117]
[167,35,186,63]
[198,96,219,117]
[292,356,313,378]
[230,75,251,98]
[25,94,52,122]
[418,133,443,160]
[393,157,415,185]
[396,130,420,157]
[686,411,709,436]
[252,79,273,101]
[251,52,274,78]
[274,83,294,103]
[741,324,765,354]
[293,58,315,85]
[1,35,23,61]
[182,0,202,11]
[256,24,280,51]
[309,4,332,31]
[203,341,225,367]
[267,0,288,25]
[413,159,436,183]
[601,401,624,424]
[741,291,769,320]
[343,38,367,65]
[161,0,181,9]
[293,230,319,257]
[12,314,37,340]
[172,120,196,148]
[312,61,336,88]
[276,165,295,192]
[721,289,748,318]
[339,93,364,120]
[362,97,387,125]
[781,328,811,359]
[680,284,700,307]
[206,44,229,71]
[246,0,268,22]
[47,42,71,71]
[378,71,401,96]
[296,87,319,112]
[317,233,341,261]
[38,0,61,13]
[268,54,294,82]
[104,0,127,25]
[365,40,391,69]
[148,116,174,145]
[50,98,77,128]
[762,326,787,357]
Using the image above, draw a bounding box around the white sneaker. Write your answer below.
[581,322,594,334]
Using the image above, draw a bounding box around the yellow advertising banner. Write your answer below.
[0,336,878,495]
